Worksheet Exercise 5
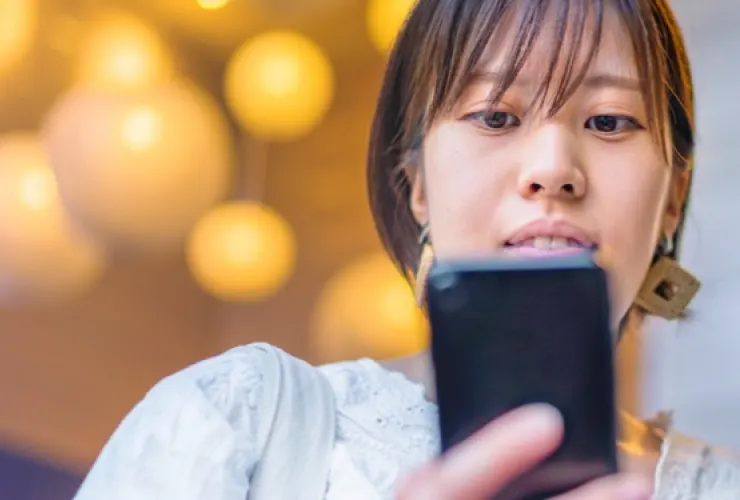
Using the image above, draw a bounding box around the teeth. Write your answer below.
[519,236,584,249]
[533,236,550,249]
[551,237,568,249]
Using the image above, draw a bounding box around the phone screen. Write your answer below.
[427,255,618,499]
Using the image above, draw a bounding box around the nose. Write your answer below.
[517,125,586,201]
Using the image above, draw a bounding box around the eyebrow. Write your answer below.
[469,70,641,92]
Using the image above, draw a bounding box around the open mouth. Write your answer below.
[503,237,597,257]
[503,220,598,257]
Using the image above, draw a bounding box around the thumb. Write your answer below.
[397,404,563,500]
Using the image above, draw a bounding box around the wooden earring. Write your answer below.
[635,235,700,320]
[414,224,435,307]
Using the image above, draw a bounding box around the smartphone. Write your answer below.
[427,253,618,500]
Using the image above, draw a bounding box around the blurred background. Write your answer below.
[0,0,737,498]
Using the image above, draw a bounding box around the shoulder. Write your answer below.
[112,343,282,457]
[143,343,278,431]
[75,344,284,498]
[152,343,275,410]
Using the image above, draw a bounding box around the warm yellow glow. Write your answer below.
[311,252,428,362]
[225,30,334,142]
[19,167,56,211]
[48,14,82,56]
[0,133,105,305]
[366,0,416,54]
[197,0,230,10]
[0,0,37,73]
[121,106,161,151]
[77,13,174,91]
[42,82,233,253]
[186,202,296,301]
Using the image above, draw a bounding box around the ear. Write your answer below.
[407,163,429,226]
[664,167,691,238]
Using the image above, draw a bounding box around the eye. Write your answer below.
[585,115,642,134]
[467,110,521,130]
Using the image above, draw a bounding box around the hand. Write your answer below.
[396,404,654,500]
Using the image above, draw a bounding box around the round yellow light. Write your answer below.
[311,252,428,362]
[186,202,296,301]
[77,12,174,91]
[225,30,334,142]
[42,82,233,253]
[366,0,416,54]
[0,133,105,305]
[0,0,36,74]
[197,0,230,10]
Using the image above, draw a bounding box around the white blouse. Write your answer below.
[73,344,740,499]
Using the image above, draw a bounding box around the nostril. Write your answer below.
[562,183,574,194]
[529,183,543,194]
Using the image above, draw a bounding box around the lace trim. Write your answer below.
[656,432,740,499]
[320,359,440,498]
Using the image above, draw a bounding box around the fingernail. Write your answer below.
[618,476,653,500]
[515,403,563,433]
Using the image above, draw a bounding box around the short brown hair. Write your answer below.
[367,0,694,280]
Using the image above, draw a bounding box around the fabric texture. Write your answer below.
[73,343,739,499]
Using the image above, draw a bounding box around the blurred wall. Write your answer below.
[0,258,213,472]
[643,0,740,449]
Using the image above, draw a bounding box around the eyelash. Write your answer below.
[465,111,644,135]
[466,111,521,130]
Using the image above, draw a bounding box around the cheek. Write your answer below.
[592,161,670,319]
[421,129,514,258]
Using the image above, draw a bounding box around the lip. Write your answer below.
[502,246,591,258]
[505,219,596,248]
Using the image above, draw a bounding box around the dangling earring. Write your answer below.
[414,224,435,307]
[635,234,701,319]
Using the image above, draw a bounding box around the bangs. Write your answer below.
[446,1,605,118]
[407,0,677,160]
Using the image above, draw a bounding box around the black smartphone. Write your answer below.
[427,253,618,500]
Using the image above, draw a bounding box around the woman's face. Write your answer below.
[408,8,689,325]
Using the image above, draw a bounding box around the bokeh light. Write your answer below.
[0,0,37,74]
[0,133,105,305]
[311,252,428,362]
[366,0,416,54]
[187,202,296,301]
[225,30,335,142]
[76,12,174,91]
[197,0,230,10]
[43,82,233,253]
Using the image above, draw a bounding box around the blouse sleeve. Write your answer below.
[655,431,740,499]
[73,345,273,500]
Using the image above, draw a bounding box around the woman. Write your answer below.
[74,0,740,499]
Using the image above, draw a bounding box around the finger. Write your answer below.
[437,404,564,497]
[395,463,444,500]
[551,473,653,500]
[397,404,564,500]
